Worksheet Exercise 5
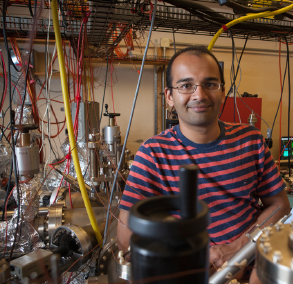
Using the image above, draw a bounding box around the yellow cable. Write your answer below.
[51,0,103,247]
[208,4,293,51]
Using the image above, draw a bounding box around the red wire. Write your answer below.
[0,73,21,103]
[52,176,64,205]
[0,51,7,113]
[279,136,293,159]
[66,272,73,284]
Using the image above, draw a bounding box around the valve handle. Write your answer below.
[103,104,120,119]
[179,165,198,219]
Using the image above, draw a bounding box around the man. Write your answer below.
[117,46,290,283]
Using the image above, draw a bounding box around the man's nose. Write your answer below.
[190,85,208,100]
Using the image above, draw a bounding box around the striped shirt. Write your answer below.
[120,121,285,244]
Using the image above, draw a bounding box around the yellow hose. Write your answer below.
[208,4,293,51]
[51,0,103,247]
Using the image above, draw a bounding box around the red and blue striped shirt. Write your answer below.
[120,121,285,244]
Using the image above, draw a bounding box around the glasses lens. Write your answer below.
[202,82,220,92]
[178,83,195,94]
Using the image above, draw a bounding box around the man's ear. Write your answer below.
[165,87,174,107]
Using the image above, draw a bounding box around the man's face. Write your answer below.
[165,52,225,130]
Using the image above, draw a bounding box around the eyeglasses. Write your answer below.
[170,82,223,94]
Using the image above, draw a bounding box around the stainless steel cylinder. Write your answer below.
[256,223,293,284]
[15,144,39,176]
[103,126,120,145]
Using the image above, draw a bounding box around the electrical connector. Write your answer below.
[265,128,273,148]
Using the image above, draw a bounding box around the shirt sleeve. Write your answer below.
[119,142,162,211]
[257,136,285,198]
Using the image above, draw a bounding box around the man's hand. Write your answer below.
[209,240,246,280]
[210,242,241,268]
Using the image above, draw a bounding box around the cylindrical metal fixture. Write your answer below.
[129,166,210,284]
[256,223,293,284]
[15,144,39,176]
[20,132,30,147]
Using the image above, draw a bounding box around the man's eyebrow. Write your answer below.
[176,76,220,84]
[176,77,194,84]
[204,77,220,82]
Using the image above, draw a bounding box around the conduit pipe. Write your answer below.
[208,4,293,51]
[51,0,102,247]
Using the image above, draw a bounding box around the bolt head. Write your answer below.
[275,222,284,231]
[265,227,273,236]
[263,242,272,254]
[273,250,283,263]
[260,233,269,243]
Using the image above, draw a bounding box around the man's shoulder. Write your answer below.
[142,126,180,147]
[220,121,262,137]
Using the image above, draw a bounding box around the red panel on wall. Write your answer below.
[219,97,262,130]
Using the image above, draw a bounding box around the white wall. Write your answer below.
[0,30,292,162]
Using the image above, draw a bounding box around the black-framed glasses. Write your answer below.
[170,82,223,94]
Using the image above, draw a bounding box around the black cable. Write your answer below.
[285,37,291,175]
[0,123,12,147]
[99,41,109,131]
[270,40,289,137]
[1,159,13,221]
[220,0,293,20]
[0,53,5,111]
[28,0,34,18]
[19,0,38,122]
[219,34,248,119]
[3,0,21,259]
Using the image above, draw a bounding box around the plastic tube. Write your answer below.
[51,0,103,247]
[208,4,293,51]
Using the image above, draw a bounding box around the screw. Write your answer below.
[259,233,269,243]
[275,222,284,231]
[118,251,124,258]
[102,256,107,261]
[263,242,272,254]
[100,264,104,269]
[273,251,283,263]
[264,227,273,236]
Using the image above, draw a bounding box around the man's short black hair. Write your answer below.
[166,46,225,91]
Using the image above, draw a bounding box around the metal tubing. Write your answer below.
[209,241,256,284]
[103,0,158,246]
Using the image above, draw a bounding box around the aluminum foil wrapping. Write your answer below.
[0,218,44,259]
[15,105,35,125]
[13,177,41,222]
[14,105,41,144]
[45,138,90,192]
[0,140,12,175]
